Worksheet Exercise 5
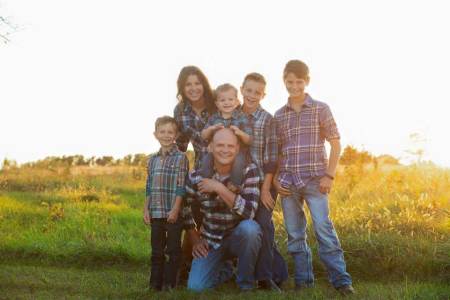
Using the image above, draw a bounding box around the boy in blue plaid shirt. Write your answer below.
[200,83,252,192]
[143,116,189,291]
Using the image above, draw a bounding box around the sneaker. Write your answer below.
[336,284,355,295]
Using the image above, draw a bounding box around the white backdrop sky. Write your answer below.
[1,0,449,167]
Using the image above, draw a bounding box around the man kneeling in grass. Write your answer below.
[183,128,262,292]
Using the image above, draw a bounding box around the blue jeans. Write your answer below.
[280,177,352,288]
[187,220,262,291]
[254,188,288,283]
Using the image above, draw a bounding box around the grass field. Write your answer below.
[1,163,449,299]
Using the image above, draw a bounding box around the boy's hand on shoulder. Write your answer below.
[319,176,333,194]
[167,207,180,223]
[143,209,151,225]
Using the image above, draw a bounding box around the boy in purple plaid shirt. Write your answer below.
[272,60,354,295]
[143,116,189,291]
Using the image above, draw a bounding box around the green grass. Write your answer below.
[1,264,449,300]
[0,164,449,298]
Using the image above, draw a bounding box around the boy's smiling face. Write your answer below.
[241,79,266,112]
[154,122,177,148]
[284,72,309,99]
[215,89,239,114]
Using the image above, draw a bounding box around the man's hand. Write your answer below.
[319,176,333,194]
[143,209,151,225]
[273,177,291,196]
[192,239,209,258]
[167,207,179,223]
[198,178,220,194]
[261,188,275,210]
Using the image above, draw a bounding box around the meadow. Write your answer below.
[0,160,449,299]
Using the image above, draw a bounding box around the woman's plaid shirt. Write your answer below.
[174,101,210,169]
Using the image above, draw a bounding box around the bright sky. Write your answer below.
[1,0,449,167]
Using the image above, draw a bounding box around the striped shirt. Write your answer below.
[145,144,189,218]
[272,94,340,189]
[244,106,277,180]
[182,163,261,249]
[174,101,210,169]
[205,110,253,149]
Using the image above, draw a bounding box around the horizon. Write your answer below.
[1,0,449,167]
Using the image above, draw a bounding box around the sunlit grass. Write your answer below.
[1,163,449,297]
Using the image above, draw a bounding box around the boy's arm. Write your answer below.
[168,156,189,223]
[143,157,153,224]
[232,128,252,145]
[319,103,341,193]
[326,138,341,177]
[143,196,151,224]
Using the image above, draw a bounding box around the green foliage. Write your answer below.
[0,162,449,297]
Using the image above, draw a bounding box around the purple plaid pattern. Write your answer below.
[273,94,340,189]
[173,102,210,169]
[145,145,189,218]
[182,163,261,249]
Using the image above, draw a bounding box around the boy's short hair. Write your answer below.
[242,72,267,87]
[215,83,238,99]
[155,116,178,132]
[283,60,309,79]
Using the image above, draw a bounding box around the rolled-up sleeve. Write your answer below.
[319,103,340,141]
[263,117,278,174]
[232,164,260,219]
[182,173,197,230]
[176,155,189,197]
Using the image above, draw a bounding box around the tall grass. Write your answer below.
[0,163,449,283]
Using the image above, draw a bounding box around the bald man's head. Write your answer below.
[212,128,238,145]
[210,128,240,168]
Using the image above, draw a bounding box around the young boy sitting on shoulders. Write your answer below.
[200,83,253,192]
[143,116,189,291]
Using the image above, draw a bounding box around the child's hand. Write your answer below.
[143,209,151,225]
[229,125,242,136]
[212,123,224,131]
[273,177,291,196]
[167,207,180,223]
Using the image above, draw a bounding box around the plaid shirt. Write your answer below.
[205,110,253,149]
[272,94,340,189]
[243,106,277,180]
[182,163,261,249]
[145,144,189,218]
[174,102,210,169]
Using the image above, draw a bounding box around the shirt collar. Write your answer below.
[285,93,313,112]
[157,144,178,157]
[245,105,264,119]
[183,101,208,117]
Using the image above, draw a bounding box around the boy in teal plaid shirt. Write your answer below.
[143,116,189,291]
